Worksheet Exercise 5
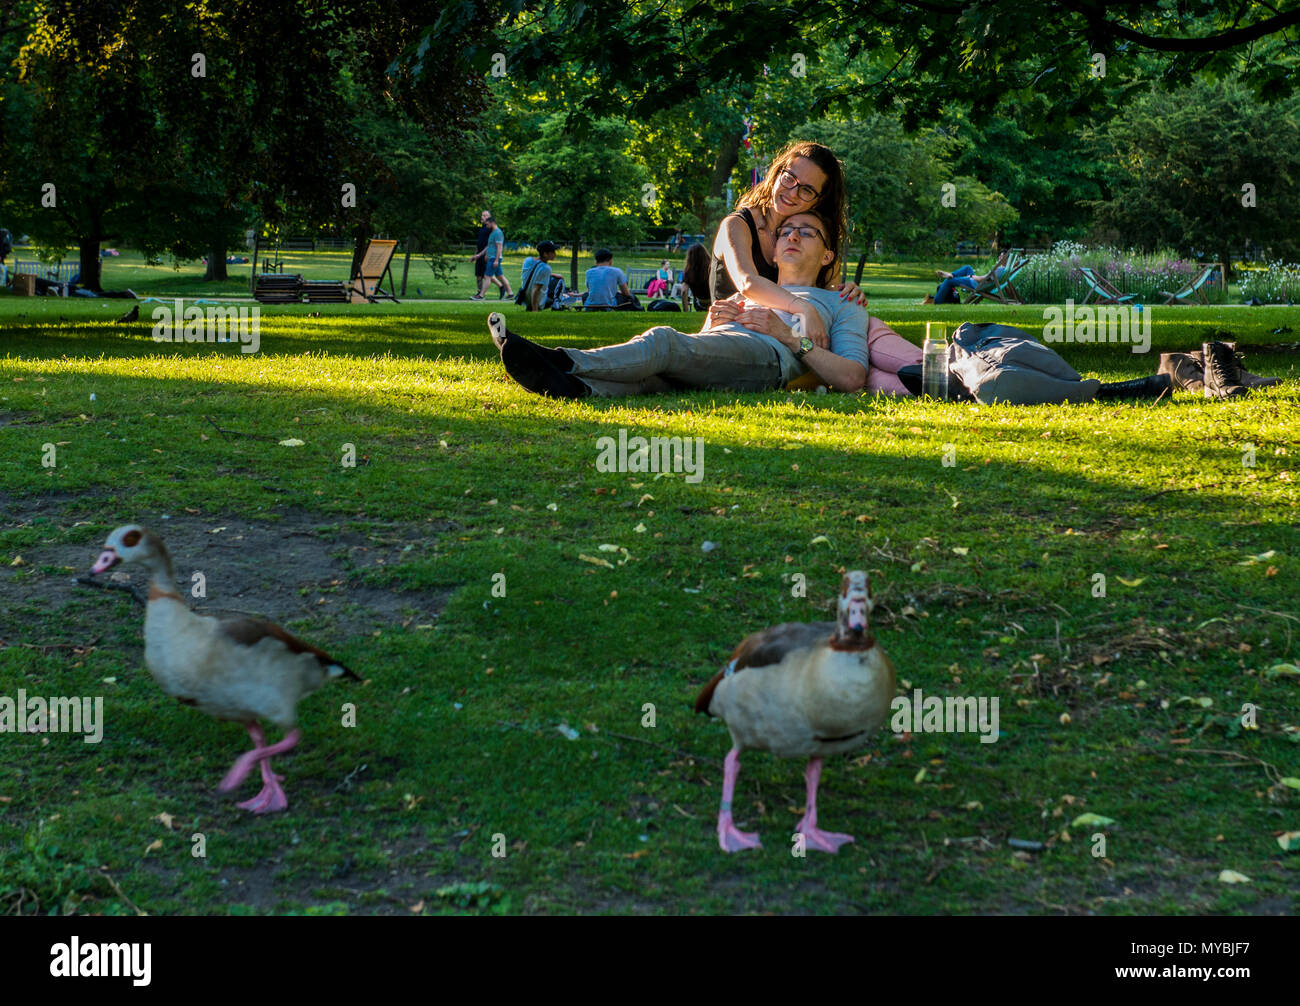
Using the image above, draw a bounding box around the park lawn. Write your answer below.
[0,297,1297,916]
[13,244,1151,303]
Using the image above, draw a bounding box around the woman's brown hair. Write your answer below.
[737,140,847,290]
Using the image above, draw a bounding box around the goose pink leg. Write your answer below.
[717,748,761,852]
[795,757,854,853]
[238,756,288,814]
[219,724,300,814]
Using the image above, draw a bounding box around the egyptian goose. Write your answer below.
[90,524,359,814]
[694,570,896,853]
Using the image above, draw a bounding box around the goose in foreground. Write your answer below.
[694,570,896,852]
[90,524,359,813]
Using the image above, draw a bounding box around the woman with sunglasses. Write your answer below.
[711,141,866,352]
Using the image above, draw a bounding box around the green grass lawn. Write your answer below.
[14,245,1205,304]
[1,296,1297,915]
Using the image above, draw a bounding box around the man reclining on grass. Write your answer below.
[487,210,924,399]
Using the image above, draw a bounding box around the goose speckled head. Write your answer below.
[837,570,872,637]
[91,524,154,574]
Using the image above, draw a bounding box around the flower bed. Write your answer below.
[1013,241,1224,304]
[1238,261,1300,304]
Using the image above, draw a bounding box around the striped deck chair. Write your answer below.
[1160,264,1219,305]
[1079,267,1137,306]
[960,250,1028,305]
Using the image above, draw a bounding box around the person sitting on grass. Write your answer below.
[487,210,924,399]
[924,251,1009,305]
[518,241,563,311]
[584,249,634,310]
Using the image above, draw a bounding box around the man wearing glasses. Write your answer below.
[486,211,870,398]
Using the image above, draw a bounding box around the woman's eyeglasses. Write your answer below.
[776,168,821,202]
[774,223,826,244]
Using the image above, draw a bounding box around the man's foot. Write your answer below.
[920,294,935,305]
[470,293,485,301]
[487,314,587,399]
[1203,342,1249,398]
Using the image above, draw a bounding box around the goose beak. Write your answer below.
[846,596,869,633]
[91,549,119,575]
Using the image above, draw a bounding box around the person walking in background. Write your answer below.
[584,249,632,309]
[469,210,492,300]
[474,216,513,301]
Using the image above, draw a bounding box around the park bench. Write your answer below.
[625,268,683,295]
[11,260,79,284]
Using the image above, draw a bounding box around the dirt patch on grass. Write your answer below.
[0,491,457,649]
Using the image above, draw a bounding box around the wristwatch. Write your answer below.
[795,336,814,359]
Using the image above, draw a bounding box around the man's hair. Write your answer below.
[537,240,557,255]
[737,140,846,291]
[594,249,613,263]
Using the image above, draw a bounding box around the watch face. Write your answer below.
[800,337,814,355]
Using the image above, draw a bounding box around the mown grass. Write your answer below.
[11,245,1190,303]
[0,296,1297,915]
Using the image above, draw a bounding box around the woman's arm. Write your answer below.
[713,216,830,347]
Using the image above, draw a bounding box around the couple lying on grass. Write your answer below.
[490,141,924,399]
[490,207,916,398]
[487,139,1270,402]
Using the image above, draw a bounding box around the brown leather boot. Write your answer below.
[1188,347,1281,389]
[1187,347,1281,390]
[1158,351,1204,393]
[1203,342,1249,398]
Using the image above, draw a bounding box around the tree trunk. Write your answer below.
[78,235,101,291]
[853,229,874,285]
[350,218,372,281]
[571,237,580,291]
[1218,247,1233,284]
[204,241,228,282]
[708,129,744,204]
[400,233,413,297]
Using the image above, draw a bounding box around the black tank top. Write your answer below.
[710,207,778,302]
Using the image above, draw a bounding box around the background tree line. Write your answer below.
[3,0,1300,289]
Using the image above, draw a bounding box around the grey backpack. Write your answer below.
[948,323,1100,405]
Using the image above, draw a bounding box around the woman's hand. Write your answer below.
[736,307,793,346]
[706,297,743,328]
[834,281,868,307]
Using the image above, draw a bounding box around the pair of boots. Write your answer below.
[1158,344,1280,398]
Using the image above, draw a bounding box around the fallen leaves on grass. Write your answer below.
[1217,869,1251,884]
